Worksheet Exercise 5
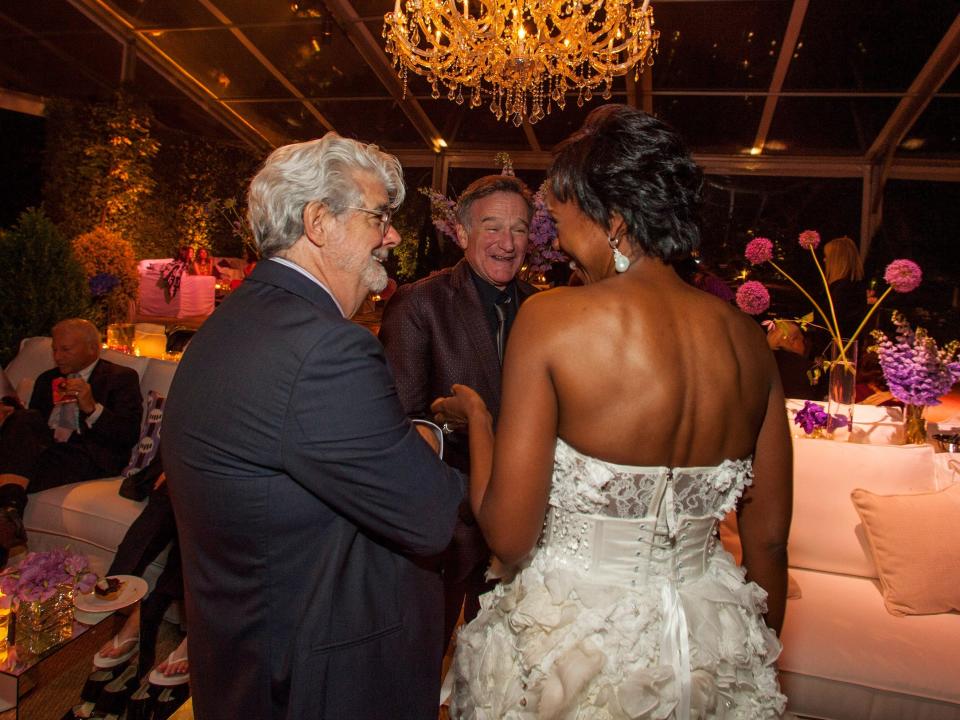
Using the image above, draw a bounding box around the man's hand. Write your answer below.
[61,377,96,415]
[0,403,14,428]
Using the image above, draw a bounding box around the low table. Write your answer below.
[0,605,127,719]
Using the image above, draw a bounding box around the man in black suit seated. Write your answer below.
[0,318,142,563]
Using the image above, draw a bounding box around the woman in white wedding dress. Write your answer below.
[433,105,792,720]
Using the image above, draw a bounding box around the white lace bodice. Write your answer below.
[550,438,753,520]
[539,439,753,586]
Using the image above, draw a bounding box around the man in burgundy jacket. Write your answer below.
[380,174,538,651]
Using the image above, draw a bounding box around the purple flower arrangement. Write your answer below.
[793,400,849,435]
[420,188,459,241]
[735,281,770,315]
[526,190,566,273]
[871,312,960,407]
[0,548,97,607]
[737,229,922,369]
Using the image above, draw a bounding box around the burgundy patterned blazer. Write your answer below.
[379,259,538,473]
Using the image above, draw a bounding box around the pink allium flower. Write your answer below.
[745,237,773,265]
[736,281,771,315]
[798,230,821,250]
[884,259,922,293]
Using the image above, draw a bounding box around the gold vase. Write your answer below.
[904,404,927,445]
[15,584,74,654]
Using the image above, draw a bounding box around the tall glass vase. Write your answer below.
[827,339,858,440]
[904,404,927,445]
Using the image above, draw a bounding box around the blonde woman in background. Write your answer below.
[821,236,870,341]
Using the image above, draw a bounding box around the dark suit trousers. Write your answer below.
[443,505,495,649]
[0,409,101,491]
[108,481,184,675]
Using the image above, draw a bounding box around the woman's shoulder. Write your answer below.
[515,284,617,329]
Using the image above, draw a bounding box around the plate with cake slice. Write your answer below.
[75,575,148,612]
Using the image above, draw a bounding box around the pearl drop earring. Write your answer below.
[608,236,630,273]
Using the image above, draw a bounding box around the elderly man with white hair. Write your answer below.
[0,317,142,564]
[163,133,464,720]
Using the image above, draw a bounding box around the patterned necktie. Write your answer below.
[494,294,512,365]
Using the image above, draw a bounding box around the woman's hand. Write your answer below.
[430,384,490,432]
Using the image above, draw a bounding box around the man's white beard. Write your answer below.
[362,257,388,294]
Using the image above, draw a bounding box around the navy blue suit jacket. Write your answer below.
[163,260,464,720]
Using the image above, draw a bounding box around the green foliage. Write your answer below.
[71,227,139,328]
[43,93,159,253]
[0,209,89,365]
[43,93,257,262]
[389,187,433,281]
[150,131,258,259]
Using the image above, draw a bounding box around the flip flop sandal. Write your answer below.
[148,646,189,687]
[92,635,139,669]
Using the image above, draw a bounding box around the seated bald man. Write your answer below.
[0,318,142,563]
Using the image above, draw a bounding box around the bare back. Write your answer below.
[527,263,773,468]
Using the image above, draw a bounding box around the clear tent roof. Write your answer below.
[0,0,957,166]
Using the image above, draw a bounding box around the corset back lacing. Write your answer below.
[541,467,712,720]
[651,469,692,720]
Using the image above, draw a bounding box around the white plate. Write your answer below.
[74,607,111,626]
[75,575,148,613]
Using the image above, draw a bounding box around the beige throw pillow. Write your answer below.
[850,484,960,616]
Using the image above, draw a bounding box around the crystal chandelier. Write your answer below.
[383,0,659,126]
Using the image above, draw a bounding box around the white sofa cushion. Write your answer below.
[790,438,936,578]
[23,478,146,571]
[141,358,178,399]
[5,336,54,404]
[101,348,151,380]
[780,568,960,717]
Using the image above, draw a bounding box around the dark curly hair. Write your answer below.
[547,104,703,263]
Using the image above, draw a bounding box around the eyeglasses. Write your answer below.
[345,206,393,238]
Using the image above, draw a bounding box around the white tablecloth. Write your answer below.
[138,266,215,319]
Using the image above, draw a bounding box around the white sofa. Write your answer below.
[778,436,960,719]
[4,336,178,583]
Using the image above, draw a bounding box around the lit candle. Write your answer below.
[134,332,167,359]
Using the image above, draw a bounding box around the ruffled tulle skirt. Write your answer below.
[449,549,786,720]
